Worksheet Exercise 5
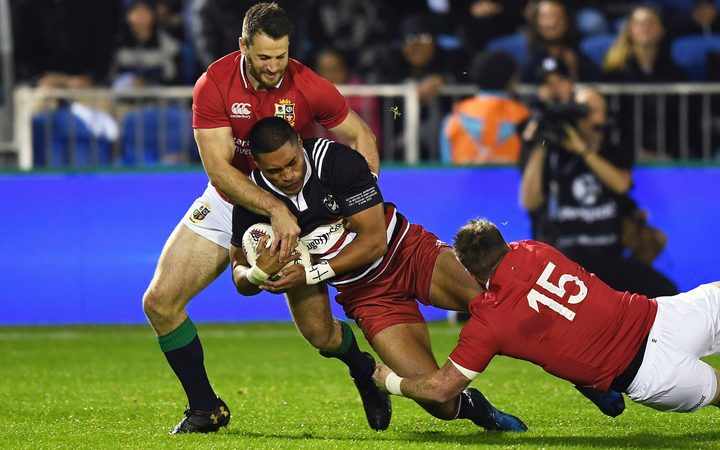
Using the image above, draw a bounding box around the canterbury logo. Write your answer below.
[231,103,251,116]
[210,406,229,424]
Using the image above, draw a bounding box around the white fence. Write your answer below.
[11,82,720,170]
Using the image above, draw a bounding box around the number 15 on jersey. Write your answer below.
[526,261,587,321]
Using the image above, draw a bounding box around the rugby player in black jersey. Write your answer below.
[228,117,528,432]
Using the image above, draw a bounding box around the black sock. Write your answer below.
[161,321,218,412]
[320,320,374,381]
[456,389,492,422]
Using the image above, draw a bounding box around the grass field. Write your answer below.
[2,322,720,449]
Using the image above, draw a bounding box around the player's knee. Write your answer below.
[142,287,177,320]
[299,322,336,352]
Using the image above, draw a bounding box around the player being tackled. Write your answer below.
[229,117,526,432]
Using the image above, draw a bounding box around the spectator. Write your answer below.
[111,0,183,89]
[670,0,720,37]
[313,48,383,149]
[372,14,459,160]
[519,57,678,298]
[440,51,530,164]
[449,0,527,58]
[12,0,124,87]
[155,0,188,41]
[306,0,393,79]
[521,0,602,82]
[603,5,691,159]
[604,6,687,81]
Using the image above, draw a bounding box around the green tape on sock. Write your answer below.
[320,320,354,358]
[158,317,197,352]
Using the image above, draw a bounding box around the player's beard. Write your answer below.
[246,59,284,90]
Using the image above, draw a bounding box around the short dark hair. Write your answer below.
[249,117,298,158]
[453,218,509,280]
[469,51,518,90]
[242,2,293,45]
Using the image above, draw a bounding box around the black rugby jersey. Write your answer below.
[231,138,409,286]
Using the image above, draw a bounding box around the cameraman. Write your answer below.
[519,57,677,298]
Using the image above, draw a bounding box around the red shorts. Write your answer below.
[335,224,451,342]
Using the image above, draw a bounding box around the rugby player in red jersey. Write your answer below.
[141,3,381,434]
[373,218,720,424]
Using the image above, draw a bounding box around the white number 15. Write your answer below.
[526,262,587,321]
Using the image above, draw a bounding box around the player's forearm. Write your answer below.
[387,370,466,405]
[325,233,387,277]
[334,110,380,174]
[231,265,262,296]
[353,129,380,175]
[209,163,287,218]
[321,204,388,277]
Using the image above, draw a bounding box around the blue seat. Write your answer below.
[120,106,197,165]
[580,34,616,67]
[32,106,115,167]
[486,33,529,66]
[671,34,720,81]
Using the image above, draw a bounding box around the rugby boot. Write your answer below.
[170,397,231,434]
[352,352,392,431]
[465,388,528,432]
[575,386,625,417]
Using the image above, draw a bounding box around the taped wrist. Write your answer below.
[245,264,270,285]
[305,260,335,285]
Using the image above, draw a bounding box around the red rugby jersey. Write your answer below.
[192,51,349,177]
[450,240,657,391]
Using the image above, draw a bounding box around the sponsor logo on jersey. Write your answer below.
[572,174,602,206]
[302,222,345,252]
[274,99,296,126]
[322,194,339,213]
[230,102,251,118]
[233,138,251,154]
[189,203,212,223]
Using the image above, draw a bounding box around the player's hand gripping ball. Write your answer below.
[241,223,311,278]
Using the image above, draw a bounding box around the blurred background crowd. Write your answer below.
[5,0,720,168]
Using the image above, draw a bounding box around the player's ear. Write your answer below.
[239,37,247,53]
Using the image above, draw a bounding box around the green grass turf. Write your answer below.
[2,322,720,449]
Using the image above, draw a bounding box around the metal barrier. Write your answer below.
[11,82,720,170]
[0,0,14,163]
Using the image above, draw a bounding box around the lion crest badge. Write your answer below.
[274,99,296,126]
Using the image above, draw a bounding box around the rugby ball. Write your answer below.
[241,223,311,272]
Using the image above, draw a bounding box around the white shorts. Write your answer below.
[626,283,720,412]
[180,182,234,249]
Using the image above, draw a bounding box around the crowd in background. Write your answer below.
[12,0,720,88]
[10,0,720,164]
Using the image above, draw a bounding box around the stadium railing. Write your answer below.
[0,0,14,165]
[11,82,720,170]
